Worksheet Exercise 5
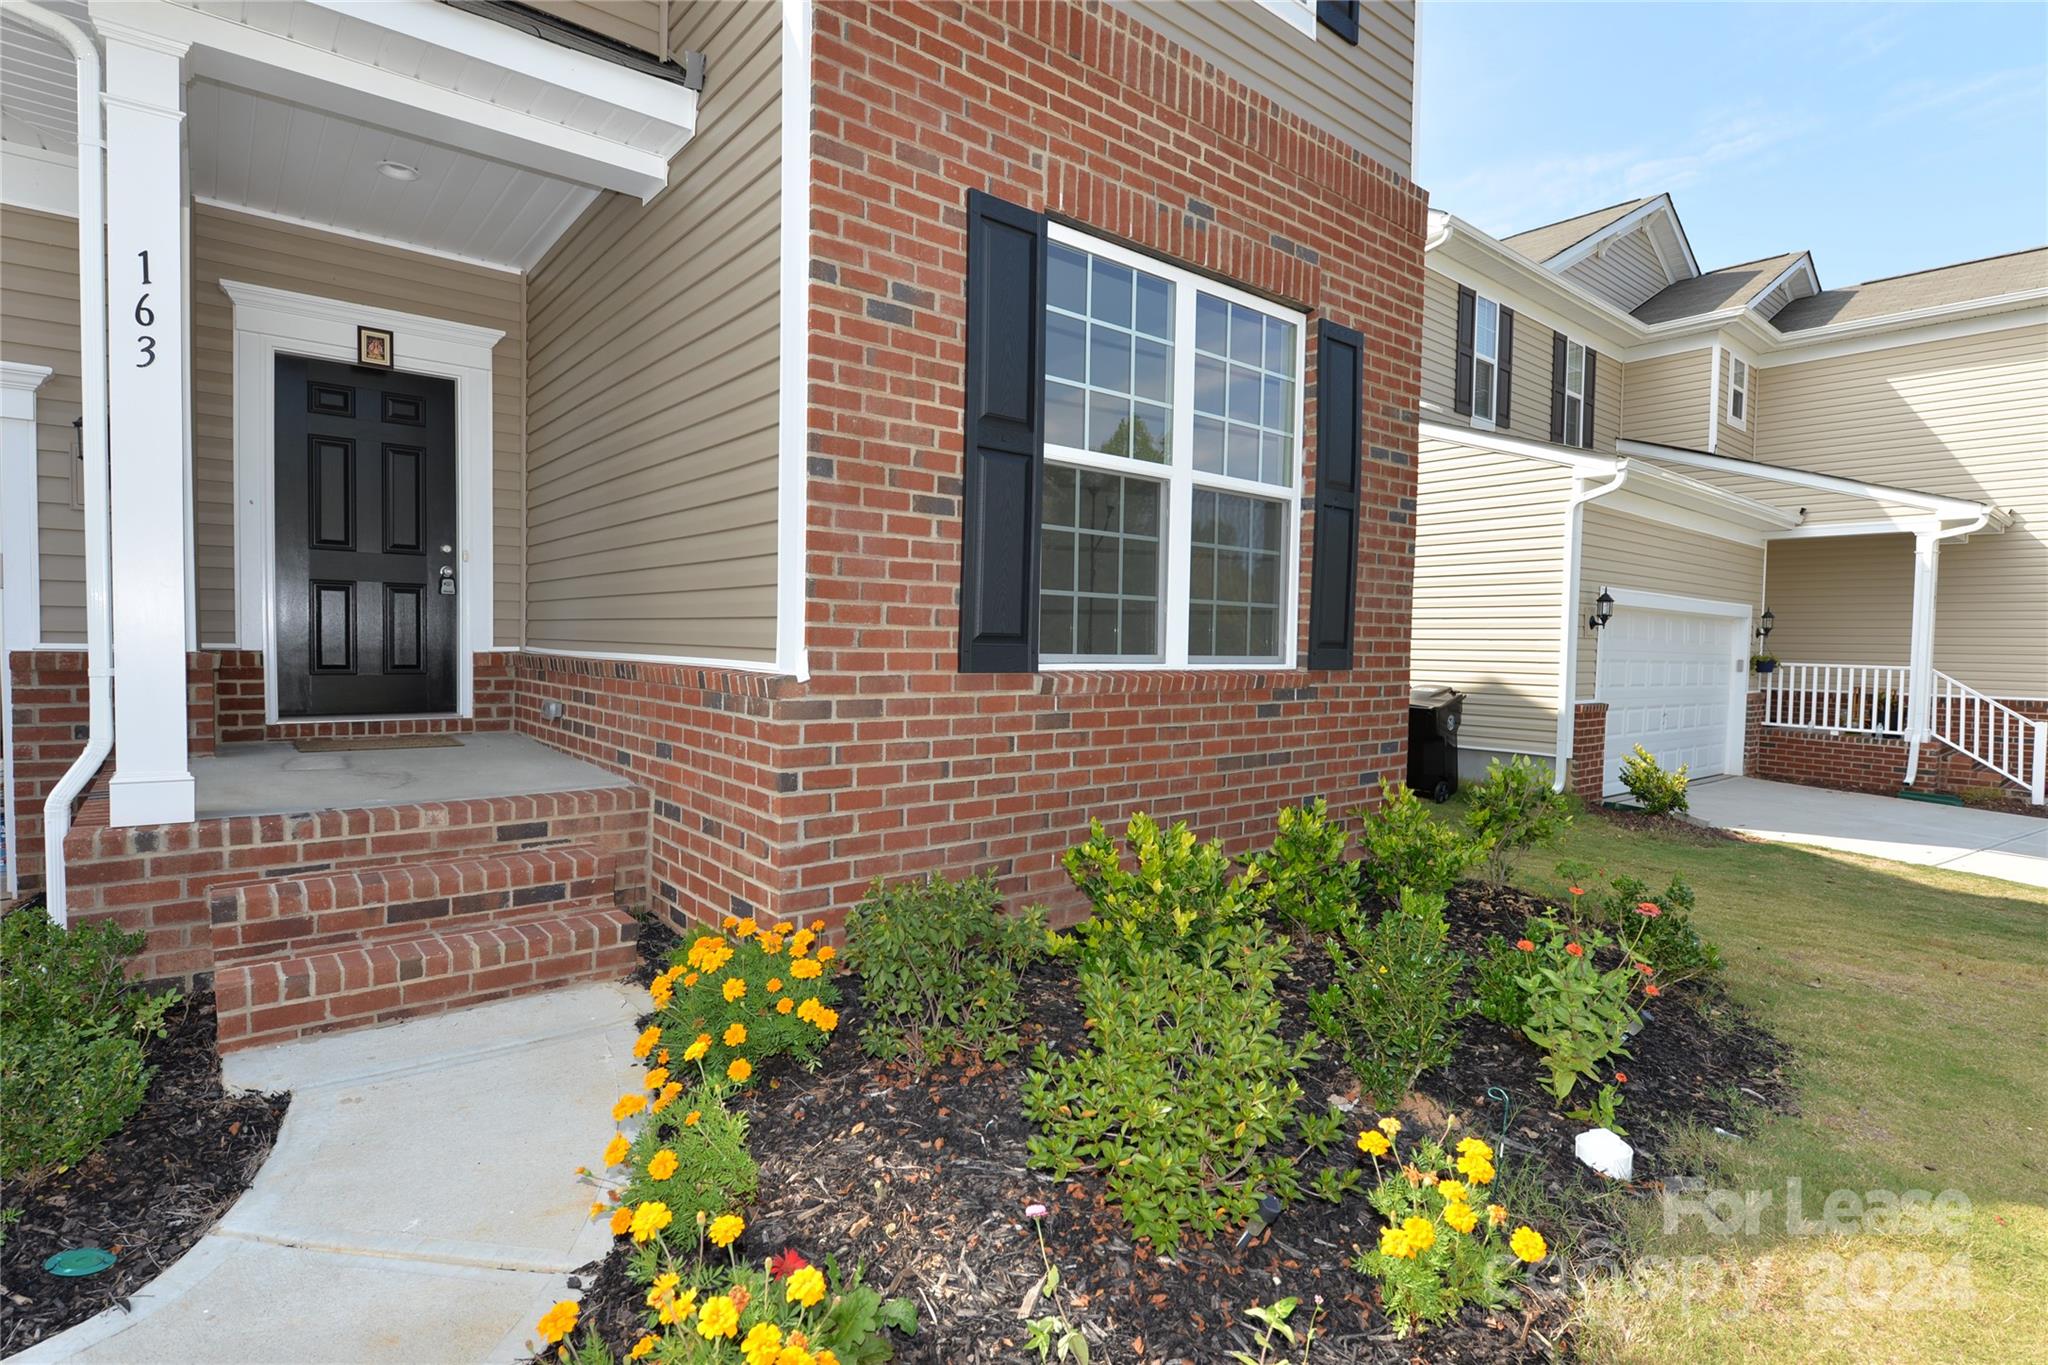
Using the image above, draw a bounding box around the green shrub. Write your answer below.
[1463,757,1573,884]
[1618,744,1690,815]
[1062,812,1265,967]
[1470,933,1533,1032]
[1355,785,1485,905]
[1023,924,1310,1250]
[842,871,1045,1069]
[1308,890,1468,1108]
[1556,863,1723,988]
[1247,798,1360,934]
[1514,917,1642,1101]
[615,1082,758,1236]
[651,917,842,1088]
[1,905,179,1180]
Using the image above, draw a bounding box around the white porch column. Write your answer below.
[2,362,54,895]
[1903,529,1940,785]
[99,23,195,826]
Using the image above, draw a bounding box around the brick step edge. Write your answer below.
[213,845,609,924]
[215,906,638,1052]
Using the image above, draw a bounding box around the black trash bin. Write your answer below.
[1408,686,1465,803]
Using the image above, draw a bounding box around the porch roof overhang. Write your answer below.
[1613,439,2013,540]
[89,0,696,202]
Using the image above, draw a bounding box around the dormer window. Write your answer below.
[1728,355,1749,429]
[1472,296,1500,425]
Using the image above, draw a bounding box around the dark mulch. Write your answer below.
[1591,806,1740,844]
[569,883,1788,1364]
[0,993,289,1356]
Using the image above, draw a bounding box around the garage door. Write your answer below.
[1597,606,1740,796]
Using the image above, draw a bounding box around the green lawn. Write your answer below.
[1493,810,2048,1363]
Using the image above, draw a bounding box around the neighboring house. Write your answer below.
[1411,193,2047,804]
[0,1,1425,1043]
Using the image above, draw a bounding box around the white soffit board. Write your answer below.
[0,0,89,149]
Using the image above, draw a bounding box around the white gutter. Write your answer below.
[17,2,110,926]
[1616,438,2010,527]
[1552,460,1634,793]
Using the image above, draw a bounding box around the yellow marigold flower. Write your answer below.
[609,1206,632,1237]
[777,1350,816,1365]
[796,997,819,1023]
[790,929,816,956]
[644,1067,670,1091]
[684,1109,702,1126]
[1456,1151,1497,1185]
[708,1212,746,1247]
[683,971,699,988]
[776,998,795,1014]
[1378,1224,1414,1259]
[742,1322,784,1365]
[648,1148,679,1181]
[535,1299,579,1345]
[1401,1215,1436,1254]
[728,1057,753,1082]
[811,918,827,932]
[1356,1129,1390,1157]
[628,1334,656,1360]
[817,945,836,962]
[724,1021,749,1047]
[785,1264,827,1309]
[1511,1225,1548,1263]
[724,977,747,1003]
[603,1132,631,1166]
[1437,1180,1468,1202]
[647,1272,680,1310]
[814,1352,839,1365]
[1457,1136,1494,1162]
[723,915,739,930]
[658,1048,670,1065]
[684,1033,712,1062]
[650,978,674,1009]
[1444,1200,1479,1234]
[767,977,783,993]
[735,917,759,939]
[810,1006,839,1033]
[1488,1203,1509,1227]
[652,1082,683,1113]
[791,958,823,981]
[696,1294,740,1340]
[589,1201,604,1218]
[629,1200,674,1244]
[633,1025,662,1059]
[613,1092,648,1121]
[759,933,784,956]
[1377,1117,1402,1137]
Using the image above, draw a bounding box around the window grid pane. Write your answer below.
[1192,294,1296,486]
[1189,488,1285,661]
[1039,465,1162,660]
[1046,242,1175,464]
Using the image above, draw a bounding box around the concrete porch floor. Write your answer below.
[192,732,631,818]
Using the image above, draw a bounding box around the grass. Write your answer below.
[1486,807,2048,1363]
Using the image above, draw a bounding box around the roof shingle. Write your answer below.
[1631,253,1804,324]
[1771,248,2048,331]
[1500,198,1649,263]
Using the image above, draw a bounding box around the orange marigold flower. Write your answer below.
[684,1109,702,1126]
[1516,938,1535,952]
[613,1092,648,1121]
[791,958,823,981]
[535,1299,579,1345]
[652,1082,683,1112]
[759,933,784,956]
[603,1132,630,1166]
[727,1057,754,1083]
[816,946,836,963]
[1638,962,1656,974]
[633,1025,662,1059]
[766,977,783,993]
[684,1033,712,1062]
[724,1022,748,1047]
[723,977,747,1003]
[734,917,758,939]
[644,1067,670,1091]
[609,1206,633,1237]
[648,1148,679,1181]
[683,971,699,987]
[628,1335,657,1360]
[776,998,795,1014]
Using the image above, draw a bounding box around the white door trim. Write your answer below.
[1594,585,1752,787]
[223,280,502,725]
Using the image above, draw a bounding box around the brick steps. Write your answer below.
[212,844,638,1051]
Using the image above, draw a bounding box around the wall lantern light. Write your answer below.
[1588,587,1615,631]
[1757,608,1775,641]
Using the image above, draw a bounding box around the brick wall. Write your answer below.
[209,649,518,743]
[1568,702,1607,800]
[1748,696,2041,800]
[7,650,89,893]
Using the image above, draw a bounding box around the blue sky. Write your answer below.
[1415,1,2048,288]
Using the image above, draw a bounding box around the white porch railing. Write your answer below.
[1929,671,2046,803]
[1760,662,1910,735]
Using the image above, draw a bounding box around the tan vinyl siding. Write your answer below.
[1621,349,1711,450]
[1116,0,1414,177]
[192,204,528,647]
[1559,227,1668,313]
[1591,346,1624,453]
[1,205,84,642]
[1758,535,1912,668]
[1755,325,2048,697]
[521,1,667,55]
[523,0,780,662]
[1419,268,1557,446]
[1411,437,1573,756]
[1716,351,1754,461]
[1576,507,1764,698]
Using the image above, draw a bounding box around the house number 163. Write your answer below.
[134,250,156,368]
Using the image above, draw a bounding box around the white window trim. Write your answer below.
[1562,336,1587,446]
[1470,294,1501,431]
[1256,0,1322,41]
[1042,223,1305,670]
[1727,354,1749,430]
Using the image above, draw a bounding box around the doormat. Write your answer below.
[291,735,463,753]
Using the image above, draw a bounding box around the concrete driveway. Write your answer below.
[1686,776,2048,889]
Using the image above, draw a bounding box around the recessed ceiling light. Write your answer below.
[377,160,420,182]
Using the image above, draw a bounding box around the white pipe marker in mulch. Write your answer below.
[1575,1127,1634,1180]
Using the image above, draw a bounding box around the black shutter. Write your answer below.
[1453,286,1475,416]
[1307,320,1364,671]
[958,189,1046,673]
[1582,350,1598,449]
[1316,1,1360,44]
[1549,331,1568,443]
[1496,307,1515,426]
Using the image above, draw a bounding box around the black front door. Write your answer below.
[274,355,458,717]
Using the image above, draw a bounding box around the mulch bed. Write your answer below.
[567,877,1789,1364]
[0,993,289,1356]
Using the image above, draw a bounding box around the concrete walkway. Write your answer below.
[1686,776,2048,889]
[18,985,638,1365]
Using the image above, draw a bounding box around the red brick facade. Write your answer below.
[1747,695,2042,800]
[1568,702,1607,800]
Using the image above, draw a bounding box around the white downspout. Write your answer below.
[1903,508,1991,786]
[1552,460,1633,793]
[18,2,110,925]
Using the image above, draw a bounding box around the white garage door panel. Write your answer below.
[1598,606,1741,795]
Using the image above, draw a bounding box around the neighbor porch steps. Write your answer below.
[211,845,638,1051]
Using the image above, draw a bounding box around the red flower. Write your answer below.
[1638,962,1655,975]
[1613,1072,1628,1084]
[1568,886,1585,897]
[1516,938,1535,952]
[1565,942,1585,957]
[768,1248,811,1280]
[1635,902,1662,918]
[1644,984,1662,998]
